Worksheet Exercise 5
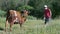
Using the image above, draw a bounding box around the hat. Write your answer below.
[44,5,48,7]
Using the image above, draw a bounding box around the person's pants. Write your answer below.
[45,17,49,24]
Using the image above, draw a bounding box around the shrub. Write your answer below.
[0,10,6,17]
[27,16,37,20]
[17,5,34,11]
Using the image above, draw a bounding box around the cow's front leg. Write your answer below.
[19,20,23,27]
[5,20,8,32]
[19,20,22,27]
[19,19,24,27]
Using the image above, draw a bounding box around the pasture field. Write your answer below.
[0,17,60,34]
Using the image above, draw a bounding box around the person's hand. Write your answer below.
[44,17,45,20]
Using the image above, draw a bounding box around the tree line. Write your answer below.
[0,0,60,19]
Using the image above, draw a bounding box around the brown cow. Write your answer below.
[5,10,29,31]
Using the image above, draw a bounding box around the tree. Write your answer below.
[52,0,60,18]
[28,0,60,18]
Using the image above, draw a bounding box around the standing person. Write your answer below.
[44,5,52,24]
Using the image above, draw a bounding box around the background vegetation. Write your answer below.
[0,0,60,19]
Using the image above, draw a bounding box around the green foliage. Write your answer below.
[28,0,60,18]
[0,0,60,18]
[17,5,34,11]
[0,10,6,17]
[1,0,15,11]
[27,16,37,20]
[52,0,60,18]
[28,0,45,18]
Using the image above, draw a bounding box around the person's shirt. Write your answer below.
[44,8,51,18]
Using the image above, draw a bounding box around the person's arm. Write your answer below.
[49,9,52,18]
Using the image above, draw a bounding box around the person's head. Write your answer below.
[44,5,48,9]
[44,5,48,8]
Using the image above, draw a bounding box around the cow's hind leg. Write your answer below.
[5,20,8,32]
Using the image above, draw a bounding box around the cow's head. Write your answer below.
[24,10,30,15]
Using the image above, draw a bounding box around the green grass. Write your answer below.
[0,17,60,34]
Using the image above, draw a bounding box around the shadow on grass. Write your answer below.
[0,27,4,31]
